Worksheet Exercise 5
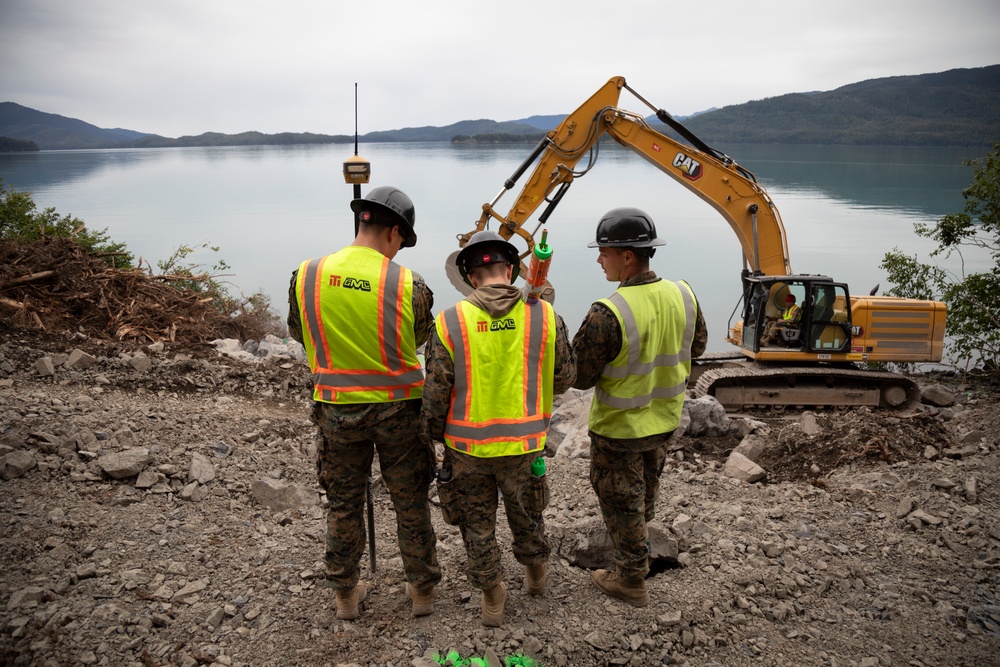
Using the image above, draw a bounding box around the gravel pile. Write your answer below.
[2,328,998,667]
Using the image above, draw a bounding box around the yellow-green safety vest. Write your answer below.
[588,280,698,438]
[296,246,423,404]
[436,298,556,457]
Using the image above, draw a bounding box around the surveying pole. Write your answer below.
[341,83,376,572]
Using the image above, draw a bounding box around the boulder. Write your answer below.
[724,451,766,483]
[921,383,956,407]
[97,447,152,479]
[683,396,732,437]
[2,450,37,480]
[251,478,317,511]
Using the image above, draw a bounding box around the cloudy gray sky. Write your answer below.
[2,0,998,138]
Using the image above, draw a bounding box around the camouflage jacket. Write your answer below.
[422,284,577,444]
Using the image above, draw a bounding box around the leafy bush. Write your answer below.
[155,241,286,338]
[882,142,1000,376]
[0,179,134,268]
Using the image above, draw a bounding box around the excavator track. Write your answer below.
[691,362,921,412]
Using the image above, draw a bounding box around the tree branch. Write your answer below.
[0,270,57,290]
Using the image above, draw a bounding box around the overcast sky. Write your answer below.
[2,0,998,138]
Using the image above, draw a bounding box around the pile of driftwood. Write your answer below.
[0,237,271,343]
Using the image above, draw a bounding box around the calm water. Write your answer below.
[0,143,986,349]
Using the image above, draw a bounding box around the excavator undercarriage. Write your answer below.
[690,356,921,412]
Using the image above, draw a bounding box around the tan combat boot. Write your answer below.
[524,562,547,596]
[406,583,435,617]
[592,569,649,607]
[334,581,368,620]
[480,582,507,627]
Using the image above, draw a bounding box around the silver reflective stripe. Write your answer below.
[607,292,640,374]
[443,307,469,421]
[445,415,551,441]
[870,322,930,330]
[382,262,403,372]
[300,258,329,369]
[677,281,696,362]
[313,368,425,389]
[872,311,931,319]
[601,282,697,378]
[594,380,687,409]
[524,302,545,416]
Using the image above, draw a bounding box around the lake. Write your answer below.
[0,142,988,350]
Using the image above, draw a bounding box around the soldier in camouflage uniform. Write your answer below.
[571,207,707,607]
[287,186,440,621]
[422,231,575,627]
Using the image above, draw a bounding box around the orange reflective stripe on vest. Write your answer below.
[438,299,554,457]
[297,248,423,404]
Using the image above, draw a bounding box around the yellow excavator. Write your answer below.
[447,76,947,411]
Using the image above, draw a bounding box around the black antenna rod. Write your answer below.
[343,83,370,200]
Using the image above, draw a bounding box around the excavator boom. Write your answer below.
[454,76,791,277]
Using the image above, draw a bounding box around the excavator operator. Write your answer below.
[762,293,802,346]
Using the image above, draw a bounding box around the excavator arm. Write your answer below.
[600,108,792,276]
[451,76,792,283]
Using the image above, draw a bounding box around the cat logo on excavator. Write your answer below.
[672,152,702,181]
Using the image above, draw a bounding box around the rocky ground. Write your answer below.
[2,326,999,667]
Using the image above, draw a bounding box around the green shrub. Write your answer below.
[0,179,134,268]
[882,142,1000,376]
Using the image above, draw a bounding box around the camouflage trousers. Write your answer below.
[313,399,441,593]
[442,449,550,590]
[589,433,671,581]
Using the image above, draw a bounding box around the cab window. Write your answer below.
[808,284,850,352]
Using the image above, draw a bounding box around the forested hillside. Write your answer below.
[674,65,1000,146]
[0,102,149,150]
[128,131,353,148]
[2,66,997,149]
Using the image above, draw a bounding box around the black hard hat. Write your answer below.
[350,186,417,248]
[455,230,521,286]
[587,207,666,249]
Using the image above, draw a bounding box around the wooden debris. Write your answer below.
[1,236,274,343]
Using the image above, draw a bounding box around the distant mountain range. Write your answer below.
[2,65,998,151]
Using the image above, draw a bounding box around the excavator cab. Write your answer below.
[741,275,852,357]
